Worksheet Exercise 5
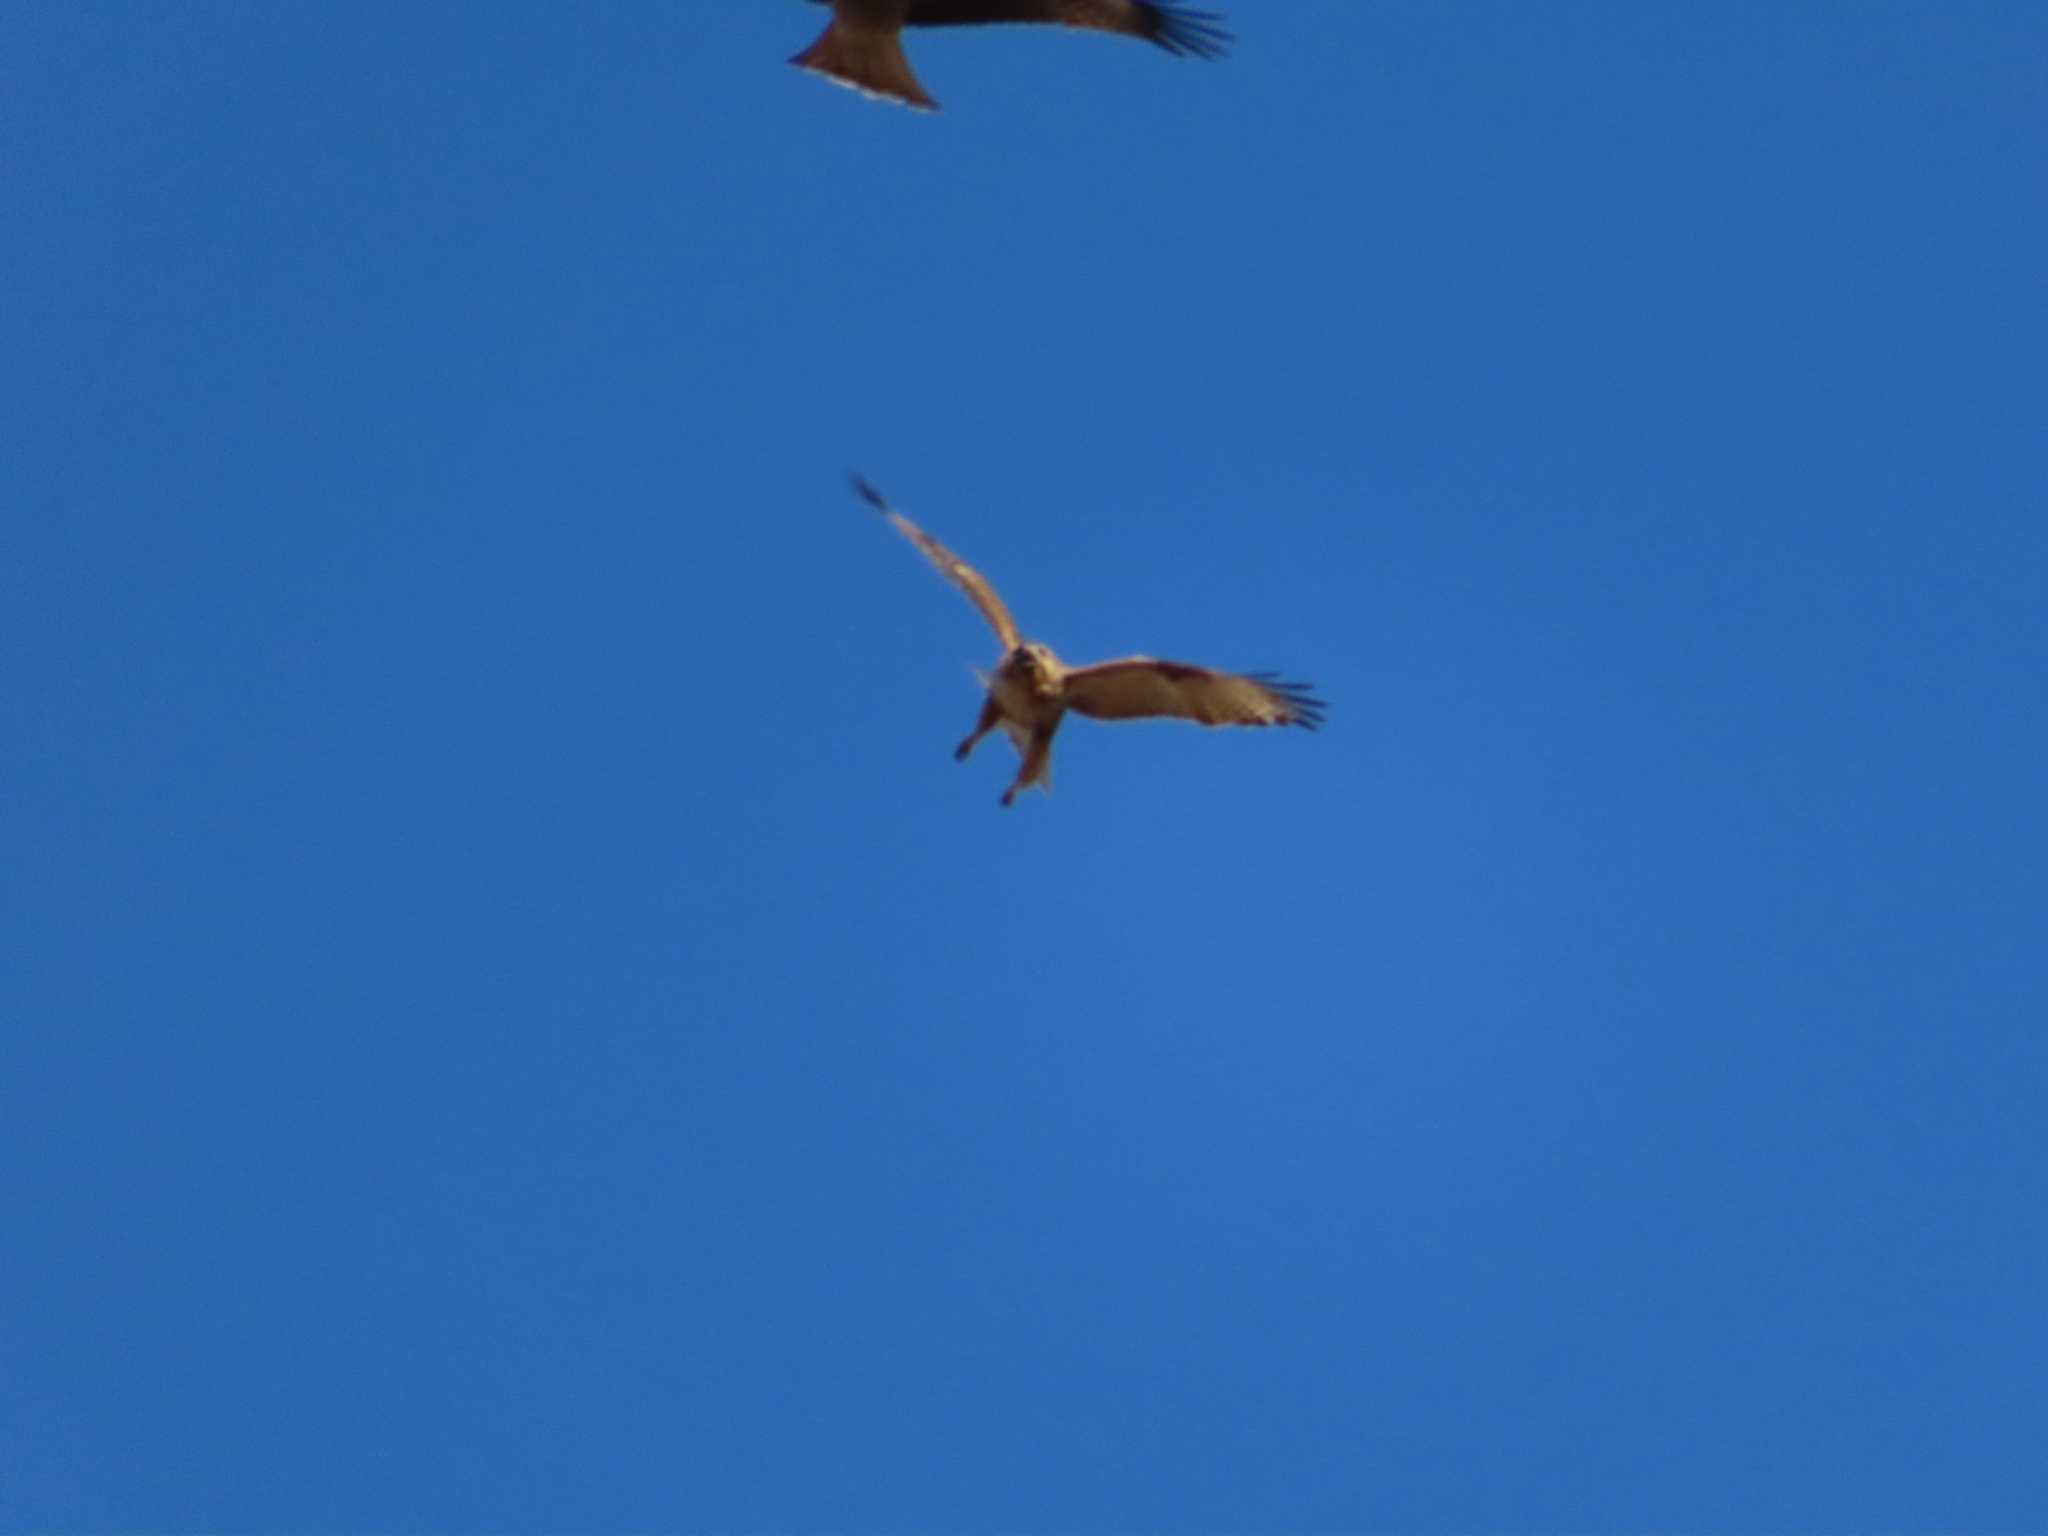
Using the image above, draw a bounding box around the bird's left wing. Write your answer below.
[853,475,1021,651]
[1063,658,1325,728]
[904,0,1230,58]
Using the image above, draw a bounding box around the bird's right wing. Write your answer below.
[1063,657,1325,729]
[904,1,1230,58]
[853,475,1020,651]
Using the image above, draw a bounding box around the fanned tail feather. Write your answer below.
[791,21,938,111]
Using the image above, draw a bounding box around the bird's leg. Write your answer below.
[955,696,1002,762]
[1000,725,1056,808]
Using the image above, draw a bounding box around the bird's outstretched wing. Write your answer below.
[1063,658,1325,728]
[853,475,1021,651]
[903,0,1231,58]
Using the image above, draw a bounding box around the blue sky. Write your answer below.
[4,1,2044,1529]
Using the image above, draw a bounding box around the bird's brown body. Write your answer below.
[962,643,1068,806]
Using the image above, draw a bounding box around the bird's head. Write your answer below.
[1003,642,1062,692]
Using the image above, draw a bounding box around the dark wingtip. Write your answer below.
[1146,3,1231,60]
[1246,671,1327,729]
[849,472,888,512]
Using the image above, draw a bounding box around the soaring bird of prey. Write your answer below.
[791,0,1230,113]
[855,476,1323,807]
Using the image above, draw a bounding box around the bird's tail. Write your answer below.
[791,19,937,112]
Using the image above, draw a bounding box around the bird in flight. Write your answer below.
[855,476,1323,807]
[791,0,1230,113]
